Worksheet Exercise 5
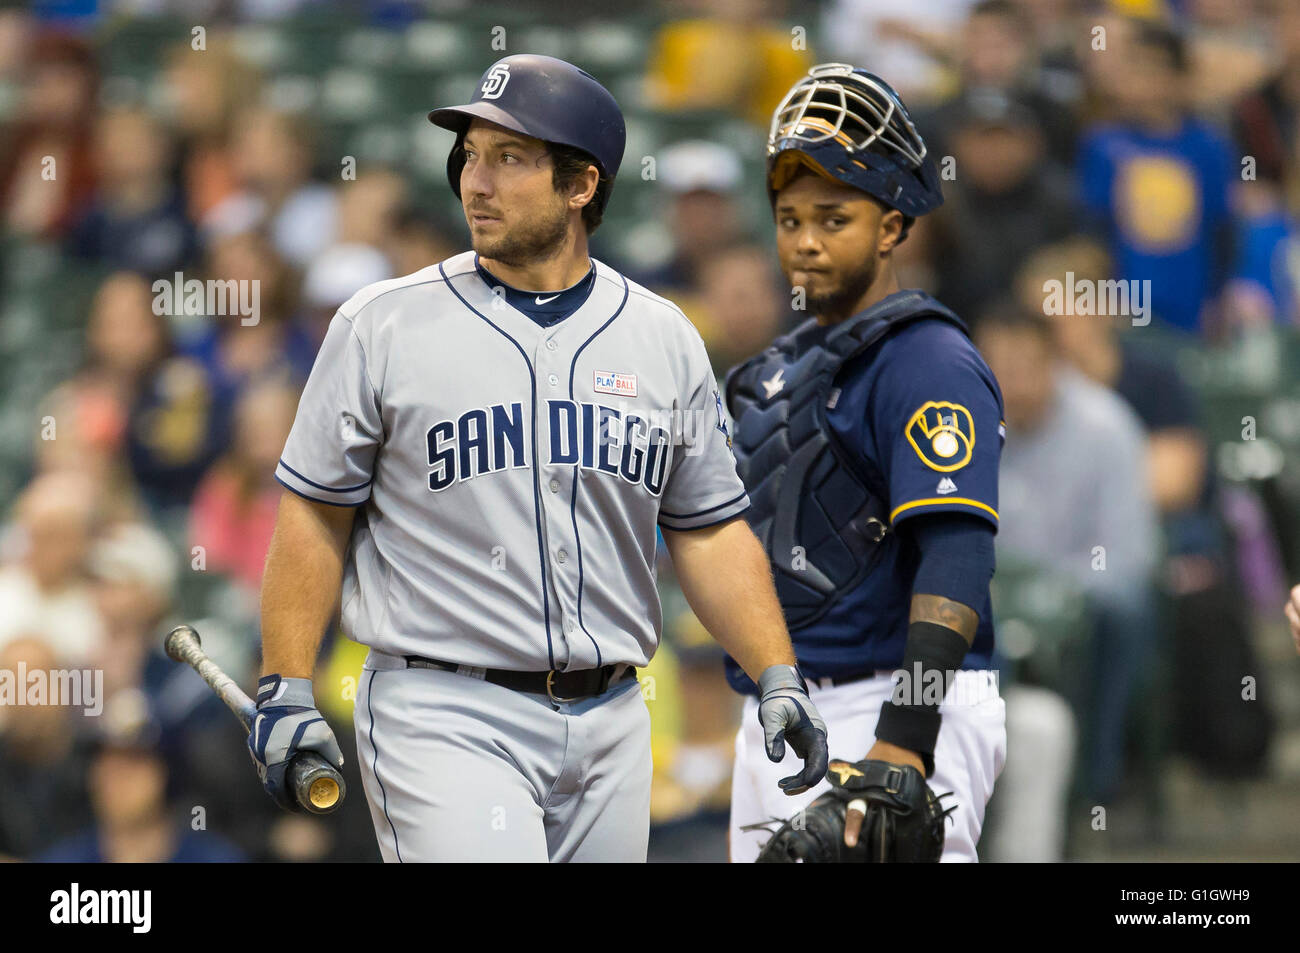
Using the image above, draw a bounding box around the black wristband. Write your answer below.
[874,621,969,777]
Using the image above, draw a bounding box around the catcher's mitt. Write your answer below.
[753,759,955,863]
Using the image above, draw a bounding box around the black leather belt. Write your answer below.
[403,656,637,703]
[831,670,888,687]
[804,669,891,689]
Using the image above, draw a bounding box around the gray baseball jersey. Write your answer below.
[276,250,749,671]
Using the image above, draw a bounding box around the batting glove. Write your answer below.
[247,675,344,812]
[757,664,829,795]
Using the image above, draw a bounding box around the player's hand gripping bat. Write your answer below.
[164,624,346,815]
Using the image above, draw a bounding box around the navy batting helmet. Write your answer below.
[429,54,626,212]
[766,64,943,226]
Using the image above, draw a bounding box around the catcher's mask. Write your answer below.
[766,63,944,237]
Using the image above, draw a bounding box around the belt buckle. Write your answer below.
[546,670,580,704]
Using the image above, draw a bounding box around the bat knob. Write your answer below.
[164,624,200,662]
[288,753,346,815]
[307,776,341,810]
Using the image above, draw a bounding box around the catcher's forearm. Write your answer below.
[260,490,356,678]
[908,593,977,642]
[662,518,796,681]
[874,594,976,776]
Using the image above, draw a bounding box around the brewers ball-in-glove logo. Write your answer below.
[905,401,974,472]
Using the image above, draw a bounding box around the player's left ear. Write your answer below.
[878,208,906,256]
[565,164,600,211]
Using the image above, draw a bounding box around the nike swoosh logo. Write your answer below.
[535,294,560,305]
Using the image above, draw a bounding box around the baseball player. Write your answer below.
[246,54,828,862]
[725,64,1007,862]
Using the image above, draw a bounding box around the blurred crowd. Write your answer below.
[1,0,1298,863]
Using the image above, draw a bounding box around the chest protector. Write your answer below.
[724,291,968,629]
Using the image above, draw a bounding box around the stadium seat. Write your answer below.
[989,558,1093,696]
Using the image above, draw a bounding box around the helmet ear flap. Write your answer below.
[446,131,467,199]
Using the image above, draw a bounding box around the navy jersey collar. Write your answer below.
[473,255,597,327]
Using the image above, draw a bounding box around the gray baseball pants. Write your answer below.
[354,648,652,862]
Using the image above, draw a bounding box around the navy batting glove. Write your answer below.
[757,664,829,795]
[247,675,344,812]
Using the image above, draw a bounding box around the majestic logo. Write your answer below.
[593,370,637,398]
[905,401,974,472]
[426,402,527,491]
[936,477,958,495]
[480,63,511,100]
[761,367,786,399]
[713,390,732,450]
[827,761,865,784]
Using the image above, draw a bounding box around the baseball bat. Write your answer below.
[163,624,345,815]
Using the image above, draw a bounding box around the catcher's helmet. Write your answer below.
[429,54,626,212]
[766,63,943,225]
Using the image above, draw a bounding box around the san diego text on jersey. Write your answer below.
[425,400,676,496]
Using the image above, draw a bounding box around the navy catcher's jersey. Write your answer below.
[726,314,1004,691]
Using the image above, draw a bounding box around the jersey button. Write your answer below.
[548,374,559,386]
[556,549,568,563]
[549,478,561,493]
[546,340,558,351]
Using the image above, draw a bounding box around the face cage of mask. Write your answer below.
[766,64,928,171]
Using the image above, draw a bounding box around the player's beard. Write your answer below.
[471,195,571,267]
[804,256,879,323]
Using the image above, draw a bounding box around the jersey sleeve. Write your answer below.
[872,323,1004,531]
[657,332,750,531]
[275,312,382,507]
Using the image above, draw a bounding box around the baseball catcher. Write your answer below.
[725,63,1007,862]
